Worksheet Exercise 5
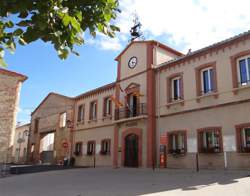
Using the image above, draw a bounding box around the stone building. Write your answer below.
[12,123,30,163]
[28,93,74,164]
[28,31,250,169]
[0,68,27,163]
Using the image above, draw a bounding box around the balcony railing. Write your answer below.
[115,103,147,121]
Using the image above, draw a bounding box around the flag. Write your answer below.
[132,91,144,97]
[110,96,123,108]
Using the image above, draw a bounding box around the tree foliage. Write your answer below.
[0,0,120,66]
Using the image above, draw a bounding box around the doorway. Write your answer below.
[124,134,139,167]
[127,94,138,117]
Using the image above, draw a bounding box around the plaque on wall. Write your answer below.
[125,121,138,127]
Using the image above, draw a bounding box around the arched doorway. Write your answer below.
[124,134,139,167]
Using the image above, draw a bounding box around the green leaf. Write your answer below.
[0,49,4,58]
[58,48,69,59]
[17,20,31,27]
[0,58,7,67]
[18,11,29,18]
[62,15,71,27]
[13,28,24,36]
[70,17,81,32]
[5,21,14,28]
[75,11,83,21]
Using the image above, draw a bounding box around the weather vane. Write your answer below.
[129,13,144,42]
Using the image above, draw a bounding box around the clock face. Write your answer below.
[128,56,137,69]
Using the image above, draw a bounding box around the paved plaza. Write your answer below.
[0,168,250,196]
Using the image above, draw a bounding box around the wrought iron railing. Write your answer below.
[114,103,147,120]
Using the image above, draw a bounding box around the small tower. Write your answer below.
[129,13,144,42]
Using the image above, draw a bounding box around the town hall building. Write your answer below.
[28,31,250,169]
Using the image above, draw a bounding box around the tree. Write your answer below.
[0,0,120,66]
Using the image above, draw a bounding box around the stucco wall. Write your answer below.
[157,38,250,117]
[12,124,30,163]
[120,43,147,80]
[157,101,250,169]
[74,125,114,167]
[74,87,115,131]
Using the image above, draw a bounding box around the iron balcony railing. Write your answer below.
[114,103,147,121]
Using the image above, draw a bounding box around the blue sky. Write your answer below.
[4,0,250,123]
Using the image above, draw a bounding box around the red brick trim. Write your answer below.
[113,81,121,167]
[76,104,85,123]
[230,49,250,94]
[235,122,250,153]
[117,60,121,81]
[103,96,112,117]
[100,139,111,155]
[89,100,98,121]
[87,140,96,155]
[121,128,143,167]
[195,62,217,99]
[166,72,184,104]
[197,127,223,153]
[74,141,83,156]
[167,130,187,154]
[146,42,156,167]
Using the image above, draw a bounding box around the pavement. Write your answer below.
[0,168,250,196]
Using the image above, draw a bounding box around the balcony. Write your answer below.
[114,103,147,121]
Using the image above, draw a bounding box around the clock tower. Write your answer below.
[113,40,182,168]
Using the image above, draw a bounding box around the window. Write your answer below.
[236,123,250,153]
[197,128,222,153]
[100,139,111,155]
[18,132,22,139]
[59,112,67,128]
[167,131,187,154]
[77,105,85,123]
[238,56,250,86]
[201,67,214,94]
[23,147,27,158]
[87,141,95,155]
[103,97,112,117]
[195,62,217,97]
[171,77,182,101]
[74,142,82,156]
[89,101,97,120]
[31,144,35,153]
[167,73,184,103]
[34,118,39,133]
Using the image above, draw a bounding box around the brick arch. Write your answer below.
[122,128,142,167]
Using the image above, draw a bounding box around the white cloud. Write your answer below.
[86,35,122,51]
[94,0,250,53]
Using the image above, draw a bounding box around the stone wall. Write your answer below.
[0,69,27,163]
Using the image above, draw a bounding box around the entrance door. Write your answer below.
[127,94,138,117]
[124,134,139,167]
